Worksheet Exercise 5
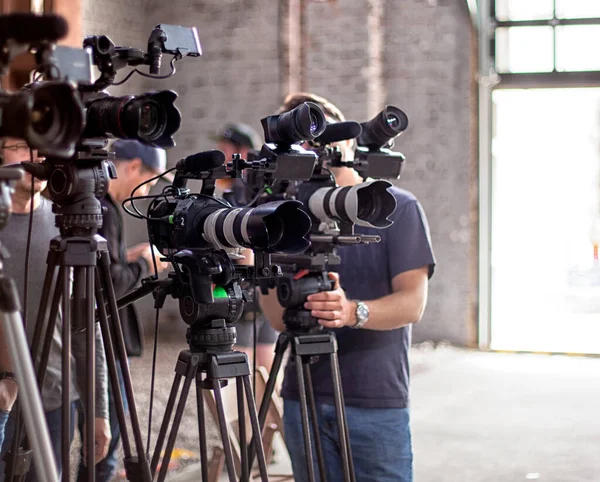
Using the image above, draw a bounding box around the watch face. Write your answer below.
[357,304,369,320]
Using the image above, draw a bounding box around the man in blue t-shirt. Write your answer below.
[261,93,436,482]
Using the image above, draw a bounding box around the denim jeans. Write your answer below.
[284,399,413,482]
[0,410,9,452]
[76,363,128,482]
[0,402,77,482]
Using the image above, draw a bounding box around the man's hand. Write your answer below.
[304,273,357,329]
[126,243,170,273]
[83,417,111,465]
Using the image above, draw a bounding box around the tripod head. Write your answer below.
[21,140,117,235]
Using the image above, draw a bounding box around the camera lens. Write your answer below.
[84,90,181,148]
[261,101,326,145]
[386,113,400,129]
[139,101,163,136]
[357,105,408,149]
[200,200,310,254]
[0,81,85,158]
[308,180,397,228]
[31,99,54,135]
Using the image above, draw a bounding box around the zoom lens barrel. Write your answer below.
[307,180,397,228]
[261,102,326,145]
[357,105,408,149]
[0,81,84,158]
[201,200,311,254]
[84,90,181,148]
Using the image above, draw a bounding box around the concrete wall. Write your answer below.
[82,0,475,346]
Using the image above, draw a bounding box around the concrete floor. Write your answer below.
[94,336,600,481]
[410,345,600,482]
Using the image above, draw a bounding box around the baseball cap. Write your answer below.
[210,123,262,149]
[112,140,167,174]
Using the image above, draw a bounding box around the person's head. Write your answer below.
[110,140,167,201]
[279,92,360,186]
[212,123,261,163]
[0,137,47,197]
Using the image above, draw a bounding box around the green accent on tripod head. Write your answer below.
[265,185,273,194]
[168,215,175,224]
[213,286,228,299]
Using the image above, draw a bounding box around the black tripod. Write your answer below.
[150,319,269,482]
[248,269,356,482]
[8,155,152,482]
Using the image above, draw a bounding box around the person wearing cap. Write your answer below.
[212,123,280,372]
[75,140,169,482]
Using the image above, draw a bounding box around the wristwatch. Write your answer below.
[352,301,369,329]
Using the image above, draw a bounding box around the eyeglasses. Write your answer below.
[2,143,30,152]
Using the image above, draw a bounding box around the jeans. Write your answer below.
[76,364,128,482]
[0,402,77,482]
[0,410,9,452]
[284,399,413,482]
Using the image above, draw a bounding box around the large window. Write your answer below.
[493,0,600,85]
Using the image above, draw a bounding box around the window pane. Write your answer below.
[496,0,553,21]
[556,26,600,71]
[556,0,600,19]
[495,27,554,73]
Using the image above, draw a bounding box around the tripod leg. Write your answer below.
[29,250,59,363]
[330,352,355,482]
[241,375,269,482]
[36,266,63,388]
[0,275,58,482]
[94,272,133,460]
[156,360,198,482]
[303,363,328,482]
[195,379,209,482]
[212,378,237,482]
[61,266,71,482]
[85,268,96,482]
[295,355,316,482]
[150,358,186,477]
[236,378,249,482]
[247,333,289,469]
[98,253,151,480]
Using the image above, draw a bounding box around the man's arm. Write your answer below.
[0,326,17,412]
[304,267,429,330]
[260,288,286,332]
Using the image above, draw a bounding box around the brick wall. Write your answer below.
[82,0,475,346]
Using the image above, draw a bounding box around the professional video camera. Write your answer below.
[1,16,203,482]
[141,148,311,327]
[0,14,85,158]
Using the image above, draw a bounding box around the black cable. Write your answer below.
[243,185,269,208]
[110,56,178,86]
[252,254,257,395]
[23,148,35,328]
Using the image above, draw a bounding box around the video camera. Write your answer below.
[139,147,312,327]
[245,104,410,330]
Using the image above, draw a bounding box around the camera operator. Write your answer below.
[212,123,279,371]
[0,138,110,480]
[0,331,17,450]
[74,140,169,482]
[260,93,436,482]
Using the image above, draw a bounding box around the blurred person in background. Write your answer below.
[0,138,110,479]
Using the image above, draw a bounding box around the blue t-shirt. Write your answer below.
[281,186,436,409]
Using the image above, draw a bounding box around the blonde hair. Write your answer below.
[279,92,345,122]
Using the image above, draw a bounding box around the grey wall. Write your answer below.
[82,0,475,346]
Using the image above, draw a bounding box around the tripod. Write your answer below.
[248,270,356,482]
[9,156,152,482]
[151,319,269,482]
[0,241,58,482]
